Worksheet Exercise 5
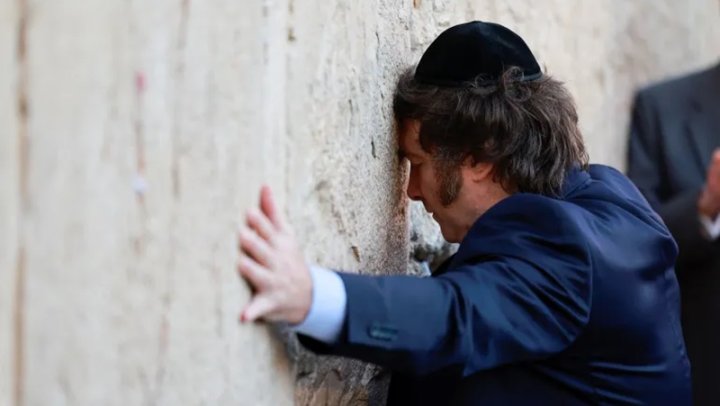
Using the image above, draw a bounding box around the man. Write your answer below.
[627,63,720,405]
[238,21,691,405]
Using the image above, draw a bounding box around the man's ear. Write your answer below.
[464,158,494,183]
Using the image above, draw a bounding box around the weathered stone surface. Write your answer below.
[1,1,20,405]
[0,1,718,405]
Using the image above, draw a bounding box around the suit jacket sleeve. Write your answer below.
[299,204,592,376]
[627,91,717,268]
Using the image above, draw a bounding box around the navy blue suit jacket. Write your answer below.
[300,165,691,405]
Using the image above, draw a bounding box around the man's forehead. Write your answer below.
[398,119,421,154]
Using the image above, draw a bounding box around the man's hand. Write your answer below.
[698,149,720,219]
[237,186,312,324]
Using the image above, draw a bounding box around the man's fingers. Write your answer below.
[246,207,276,243]
[237,255,271,291]
[238,227,274,267]
[259,185,285,230]
[240,294,276,323]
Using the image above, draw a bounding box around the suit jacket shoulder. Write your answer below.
[454,192,592,264]
[638,63,720,111]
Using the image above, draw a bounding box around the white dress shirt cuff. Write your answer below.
[699,214,720,240]
[289,265,347,344]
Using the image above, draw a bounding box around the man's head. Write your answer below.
[394,21,588,243]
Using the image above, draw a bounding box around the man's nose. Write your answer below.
[406,170,423,201]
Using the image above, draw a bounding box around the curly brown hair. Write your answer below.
[393,66,589,198]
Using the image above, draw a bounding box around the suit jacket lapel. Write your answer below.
[686,63,720,174]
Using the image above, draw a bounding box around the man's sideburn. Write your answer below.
[434,156,464,207]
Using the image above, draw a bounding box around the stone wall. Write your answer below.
[1,1,718,405]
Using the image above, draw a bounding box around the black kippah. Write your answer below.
[414,21,542,87]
